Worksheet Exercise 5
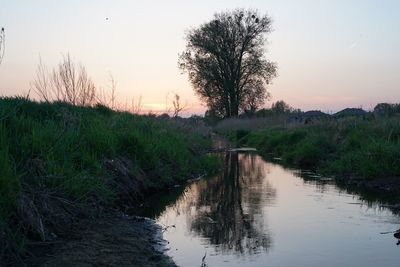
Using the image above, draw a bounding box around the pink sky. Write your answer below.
[1,0,399,115]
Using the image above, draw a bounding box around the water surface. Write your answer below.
[149,153,400,267]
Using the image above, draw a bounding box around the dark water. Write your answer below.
[149,153,400,267]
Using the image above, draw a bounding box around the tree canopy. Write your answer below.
[271,100,294,114]
[179,9,277,118]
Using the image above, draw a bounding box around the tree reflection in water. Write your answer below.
[185,152,277,255]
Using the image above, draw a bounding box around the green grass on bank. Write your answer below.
[233,117,400,180]
[0,97,218,263]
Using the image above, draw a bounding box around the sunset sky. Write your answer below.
[0,0,399,114]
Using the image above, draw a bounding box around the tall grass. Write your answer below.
[0,97,218,264]
[243,117,400,179]
[214,115,289,134]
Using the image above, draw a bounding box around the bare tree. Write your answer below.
[164,92,173,114]
[51,54,96,106]
[32,57,52,102]
[172,94,187,117]
[131,96,142,114]
[96,73,117,109]
[179,9,277,118]
[0,27,5,65]
[32,54,97,106]
[108,74,117,109]
[123,96,142,114]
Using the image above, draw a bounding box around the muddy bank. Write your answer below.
[26,213,176,267]
[19,156,184,267]
[14,151,218,266]
[19,155,217,266]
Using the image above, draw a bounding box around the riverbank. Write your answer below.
[0,97,218,265]
[26,213,176,267]
[222,116,400,198]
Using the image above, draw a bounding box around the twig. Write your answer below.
[200,251,207,267]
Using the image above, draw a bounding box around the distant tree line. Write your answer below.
[255,100,301,117]
[206,99,400,124]
[205,100,299,121]
[373,103,400,116]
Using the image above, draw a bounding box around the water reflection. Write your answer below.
[188,152,276,254]
[158,152,276,255]
[294,169,400,213]
[153,153,400,267]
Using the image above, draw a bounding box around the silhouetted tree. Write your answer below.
[374,103,400,116]
[271,100,293,114]
[179,9,277,118]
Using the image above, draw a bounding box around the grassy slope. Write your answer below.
[233,117,400,180]
[0,97,218,263]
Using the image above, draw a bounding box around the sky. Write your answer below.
[0,0,399,114]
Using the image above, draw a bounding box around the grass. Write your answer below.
[0,97,218,264]
[214,115,289,134]
[234,116,400,180]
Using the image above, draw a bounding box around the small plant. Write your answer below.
[172,94,187,118]
[0,27,4,65]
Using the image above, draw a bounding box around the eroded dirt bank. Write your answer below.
[26,214,176,267]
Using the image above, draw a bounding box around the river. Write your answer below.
[144,152,400,267]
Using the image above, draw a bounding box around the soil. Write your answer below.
[26,213,176,267]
